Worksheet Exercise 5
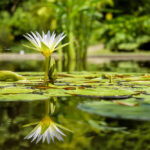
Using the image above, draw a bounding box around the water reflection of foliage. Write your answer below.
[0,97,150,149]
[90,61,150,73]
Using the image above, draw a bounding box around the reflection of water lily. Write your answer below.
[24,31,66,57]
[25,116,69,144]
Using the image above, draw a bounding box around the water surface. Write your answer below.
[0,96,150,150]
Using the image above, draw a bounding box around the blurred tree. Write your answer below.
[97,0,150,52]
[113,0,150,15]
[48,0,113,70]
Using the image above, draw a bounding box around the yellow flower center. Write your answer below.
[40,116,53,125]
[42,50,52,57]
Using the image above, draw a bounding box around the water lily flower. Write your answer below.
[24,31,67,57]
[24,116,70,144]
[24,31,68,85]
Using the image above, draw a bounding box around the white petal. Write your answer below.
[36,31,43,41]
[24,35,39,48]
[31,32,41,47]
[54,33,66,48]
[36,135,42,144]
[24,131,36,139]
[54,125,66,136]
[42,129,48,143]
[49,127,55,142]
[55,132,64,141]
[48,31,56,48]
[31,127,41,142]
[47,131,51,144]
[42,31,45,39]
[47,30,51,41]
[24,126,41,140]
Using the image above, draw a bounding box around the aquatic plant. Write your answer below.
[0,71,25,81]
[24,116,67,144]
[24,99,71,144]
[24,31,68,85]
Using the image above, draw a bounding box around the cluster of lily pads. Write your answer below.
[0,71,150,121]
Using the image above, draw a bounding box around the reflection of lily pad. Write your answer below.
[78,101,150,121]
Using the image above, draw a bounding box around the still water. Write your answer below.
[0,60,150,73]
[0,96,150,150]
[0,60,150,150]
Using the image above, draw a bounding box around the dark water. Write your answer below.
[0,96,150,150]
[0,60,150,73]
[88,61,150,73]
[0,60,150,150]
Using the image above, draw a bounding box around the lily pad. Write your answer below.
[0,87,35,94]
[78,100,150,121]
[67,87,135,99]
[0,71,150,102]
[0,94,49,102]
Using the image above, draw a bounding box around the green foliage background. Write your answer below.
[0,1,150,150]
[1,0,150,54]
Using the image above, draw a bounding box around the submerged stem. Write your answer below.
[45,99,50,115]
[43,56,49,86]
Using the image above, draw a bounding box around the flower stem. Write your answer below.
[45,99,50,115]
[43,56,49,86]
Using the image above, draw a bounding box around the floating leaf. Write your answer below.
[0,87,35,94]
[0,71,26,81]
[78,100,150,121]
[67,87,135,99]
[0,72,150,103]
[0,94,49,102]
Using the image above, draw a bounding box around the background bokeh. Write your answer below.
[0,0,150,53]
[1,1,150,150]
[0,0,150,72]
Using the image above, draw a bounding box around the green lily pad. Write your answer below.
[67,87,135,99]
[78,100,150,121]
[45,89,70,97]
[134,94,150,103]
[0,87,35,94]
[0,94,49,102]
[0,71,26,81]
[0,71,150,103]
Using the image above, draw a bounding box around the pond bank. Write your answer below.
[1,53,150,64]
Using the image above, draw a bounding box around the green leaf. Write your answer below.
[54,43,69,51]
[23,44,40,51]
[23,122,39,128]
[0,71,26,81]
[78,100,150,121]
[67,87,135,98]
[0,94,49,102]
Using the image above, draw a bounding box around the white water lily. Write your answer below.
[24,116,70,144]
[24,30,68,85]
[24,31,67,57]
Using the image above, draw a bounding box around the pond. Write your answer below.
[1,60,150,73]
[1,97,150,150]
[0,61,150,150]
